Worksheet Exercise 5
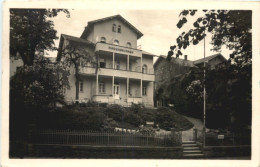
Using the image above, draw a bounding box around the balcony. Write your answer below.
[79,66,155,81]
[96,42,142,57]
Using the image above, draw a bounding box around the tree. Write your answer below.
[10,55,70,111]
[10,9,70,65]
[168,10,252,66]
[60,42,95,100]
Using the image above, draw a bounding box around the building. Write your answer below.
[57,15,155,107]
[153,53,227,106]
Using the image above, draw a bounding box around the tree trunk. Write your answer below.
[75,66,80,100]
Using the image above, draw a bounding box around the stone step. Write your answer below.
[183,150,202,154]
[183,147,200,150]
[182,141,196,144]
[182,144,197,147]
[183,153,204,157]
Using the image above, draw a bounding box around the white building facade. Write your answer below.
[57,15,155,107]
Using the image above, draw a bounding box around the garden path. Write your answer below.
[181,116,203,142]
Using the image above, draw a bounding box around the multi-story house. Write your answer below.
[57,15,155,107]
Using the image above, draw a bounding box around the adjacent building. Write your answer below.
[57,15,155,107]
[154,53,227,106]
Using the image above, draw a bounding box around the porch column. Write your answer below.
[140,79,142,97]
[96,74,99,95]
[140,56,142,73]
[127,77,129,100]
[127,55,129,71]
[112,76,114,97]
[113,52,115,69]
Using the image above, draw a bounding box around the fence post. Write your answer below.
[180,128,183,145]
[107,131,110,145]
[203,127,206,148]
[193,128,197,142]
[66,129,70,145]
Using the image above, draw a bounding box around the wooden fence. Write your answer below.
[29,129,182,147]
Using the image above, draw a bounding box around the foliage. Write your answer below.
[125,113,143,127]
[104,104,127,122]
[186,80,204,104]
[155,107,193,131]
[168,10,252,66]
[36,107,108,130]
[10,56,70,139]
[59,42,95,100]
[10,56,69,111]
[10,9,70,65]
[165,10,252,132]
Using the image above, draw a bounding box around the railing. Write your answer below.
[29,129,182,147]
[193,128,251,146]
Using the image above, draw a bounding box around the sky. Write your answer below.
[48,9,232,61]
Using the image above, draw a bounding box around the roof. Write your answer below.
[142,50,157,57]
[61,34,95,45]
[154,53,226,67]
[153,55,194,67]
[80,15,143,39]
[193,53,226,65]
[57,34,95,61]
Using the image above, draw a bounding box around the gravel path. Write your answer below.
[182,116,203,142]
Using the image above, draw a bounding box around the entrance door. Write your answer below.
[113,84,120,99]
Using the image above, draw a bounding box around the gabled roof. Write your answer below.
[80,15,143,39]
[57,34,95,61]
[154,53,227,67]
[153,55,194,68]
[142,50,157,57]
[193,53,226,65]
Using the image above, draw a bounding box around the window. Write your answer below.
[101,37,106,43]
[126,42,131,48]
[142,64,148,74]
[99,58,106,68]
[115,60,120,70]
[118,25,121,33]
[142,86,147,96]
[114,40,119,45]
[129,62,132,71]
[80,81,84,92]
[112,24,116,32]
[99,82,105,94]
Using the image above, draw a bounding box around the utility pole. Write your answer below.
[203,30,206,148]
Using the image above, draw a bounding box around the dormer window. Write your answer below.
[112,24,116,32]
[126,42,131,48]
[101,37,106,43]
[114,40,119,45]
[118,25,121,33]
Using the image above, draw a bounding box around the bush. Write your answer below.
[125,113,143,127]
[155,107,193,131]
[138,108,157,123]
[104,104,127,121]
[35,107,107,130]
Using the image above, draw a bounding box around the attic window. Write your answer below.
[101,37,106,43]
[118,25,121,33]
[112,24,116,32]
[114,40,119,45]
[126,42,131,48]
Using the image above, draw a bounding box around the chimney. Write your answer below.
[184,55,188,60]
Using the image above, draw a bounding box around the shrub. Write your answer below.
[35,107,107,130]
[104,104,127,121]
[138,108,157,123]
[125,113,143,127]
[155,107,193,131]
